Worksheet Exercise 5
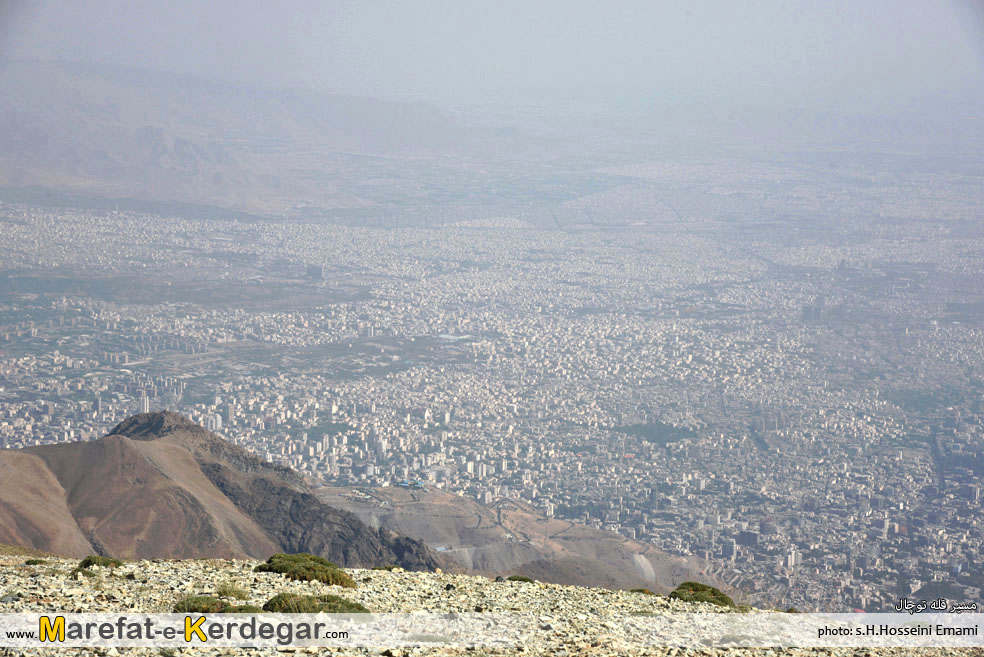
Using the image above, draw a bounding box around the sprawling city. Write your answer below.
[3,8,984,657]
[3,154,982,612]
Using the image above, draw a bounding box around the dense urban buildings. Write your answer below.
[2,186,982,613]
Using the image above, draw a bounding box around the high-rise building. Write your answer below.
[139,395,150,414]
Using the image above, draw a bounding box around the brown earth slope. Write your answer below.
[0,452,92,557]
[0,412,442,570]
[318,486,718,594]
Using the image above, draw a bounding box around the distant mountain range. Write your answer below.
[0,61,485,217]
[4,60,980,222]
[0,411,441,570]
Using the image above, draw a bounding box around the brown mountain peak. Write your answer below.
[107,411,210,441]
[0,412,446,571]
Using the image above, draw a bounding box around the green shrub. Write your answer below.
[259,552,339,570]
[506,575,534,583]
[219,605,263,613]
[70,568,96,579]
[173,596,227,613]
[79,556,123,569]
[262,592,369,614]
[371,565,399,571]
[173,596,265,614]
[216,583,249,600]
[255,553,355,588]
[317,593,370,613]
[24,559,46,566]
[262,593,324,613]
[629,587,655,595]
[668,581,735,608]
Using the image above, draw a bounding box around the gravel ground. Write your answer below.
[1,555,981,657]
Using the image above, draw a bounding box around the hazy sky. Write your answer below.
[3,0,983,112]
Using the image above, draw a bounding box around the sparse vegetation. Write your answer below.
[668,581,735,608]
[609,421,695,446]
[0,543,51,558]
[78,555,123,569]
[629,587,655,595]
[371,564,399,571]
[506,575,534,583]
[254,553,355,588]
[262,592,369,613]
[262,593,324,613]
[173,595,261,613]
[318,593,370,613]
[70,567,96,579]
[219,604,263,613]
[173,595,228,613]
[215,582,250,600]
[24,559,47,566]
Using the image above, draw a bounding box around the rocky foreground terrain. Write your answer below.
[1,546,981,657]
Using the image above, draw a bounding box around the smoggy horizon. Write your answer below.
[3,0,983,117]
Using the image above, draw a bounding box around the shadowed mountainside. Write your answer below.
[0,412,443,571]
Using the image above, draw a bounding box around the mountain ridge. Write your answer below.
[317,484,719,595]
[0,412,443,571]
[0,61,481,217]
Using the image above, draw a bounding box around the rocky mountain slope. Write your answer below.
[0,412,441,570]
[318,485,711,594]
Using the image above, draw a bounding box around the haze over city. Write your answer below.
[1,0,984,618]
[5,0,984,110]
